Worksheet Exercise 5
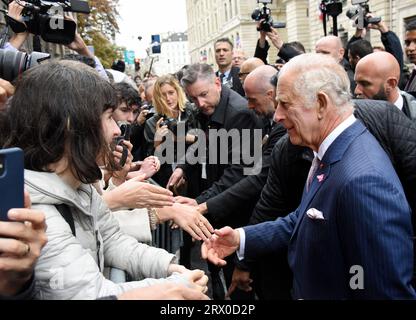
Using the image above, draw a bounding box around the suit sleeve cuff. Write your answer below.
[236,228,246,261]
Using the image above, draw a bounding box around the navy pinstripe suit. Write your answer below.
[243,120,416,299]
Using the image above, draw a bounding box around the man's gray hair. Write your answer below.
[181,63,216,88]
[279,53,352,113]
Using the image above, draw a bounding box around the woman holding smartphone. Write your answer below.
[2,60,209,300]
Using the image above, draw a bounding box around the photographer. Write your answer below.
[2,60,210,299]
[144,74,199,188]
[254,22,304,65]
[345,14,404,83]
[2,1,108,81]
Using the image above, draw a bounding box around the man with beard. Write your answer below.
[354,51,416,120]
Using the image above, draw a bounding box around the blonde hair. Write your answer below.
[152,74,187,117]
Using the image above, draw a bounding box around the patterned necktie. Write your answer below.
[306,156,320,192]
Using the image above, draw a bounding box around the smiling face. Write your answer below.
[274,71,320,148]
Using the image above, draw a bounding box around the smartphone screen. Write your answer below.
[0,148,24,221]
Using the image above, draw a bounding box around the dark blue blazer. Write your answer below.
[243,120,416,299]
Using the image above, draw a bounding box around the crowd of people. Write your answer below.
[1,0,416,300]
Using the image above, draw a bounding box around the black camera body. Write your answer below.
[159,116,178,135]
[320,0,343,18]
[9,0,90,45]
[0,48,50,82]
[252,1,285,33]
[346,0,381,28]
[114,122,131,167]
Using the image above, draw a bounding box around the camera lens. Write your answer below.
[0,49,27,82]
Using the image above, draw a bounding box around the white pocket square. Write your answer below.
[306,208,325,220]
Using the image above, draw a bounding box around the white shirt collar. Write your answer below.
[394,93,404,111]
[315,114,357,160]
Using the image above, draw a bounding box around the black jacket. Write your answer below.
[181,86,263,226]
[206,122,286,226]
[254,39,299,64]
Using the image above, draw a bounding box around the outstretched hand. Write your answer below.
[201,227,240,267]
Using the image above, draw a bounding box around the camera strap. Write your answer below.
[5,15,27,34]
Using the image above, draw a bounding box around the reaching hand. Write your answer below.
[266,28,283,50]
[7,1,26,25]
[111,141,134,186]
[166,168,186,189]
[156,203,214,241]
[175,196,198,207]
[102,175,175,210]
[167,265,209,294]
[366,14,388,33]
[138,156,160,179]
[201,227,240,267]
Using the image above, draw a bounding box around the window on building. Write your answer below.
[229,0,233,18]
[234,0,239,16]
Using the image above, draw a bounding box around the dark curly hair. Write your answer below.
[3,60,118,184]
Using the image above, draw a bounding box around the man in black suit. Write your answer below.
[214,38,245,97]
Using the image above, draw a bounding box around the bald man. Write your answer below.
[316,35,356,93]
[232,49,247,68]
[355,51,416,119]
[238,57,265,85]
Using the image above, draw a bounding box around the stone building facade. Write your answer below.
[186,0,416,65]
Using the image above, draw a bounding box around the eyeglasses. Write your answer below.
[238,72,249,78]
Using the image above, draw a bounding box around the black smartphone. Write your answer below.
[0,148,24,221]
[115,122,131,167]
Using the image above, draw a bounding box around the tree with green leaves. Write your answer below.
[77,0,121,68]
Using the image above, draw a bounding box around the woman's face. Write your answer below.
[160,83,179,112]
[101,109,121,145]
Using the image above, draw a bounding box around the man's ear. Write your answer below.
[385,77,398,92]
[316,91,329,120]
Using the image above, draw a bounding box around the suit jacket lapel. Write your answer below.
[291,164,331,239]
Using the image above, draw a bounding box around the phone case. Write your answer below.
[0,148,24,221]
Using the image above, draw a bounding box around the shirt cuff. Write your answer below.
[236,228,246,261]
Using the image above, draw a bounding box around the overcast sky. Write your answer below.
[116,0,188,57]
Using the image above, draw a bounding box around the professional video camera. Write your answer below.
[0,48,50,82]
[3,0,90,45]
[319,0,343,36]
[346,0,381,29]
[251,0,285,33]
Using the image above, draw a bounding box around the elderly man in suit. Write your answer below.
[202,53,416,299]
